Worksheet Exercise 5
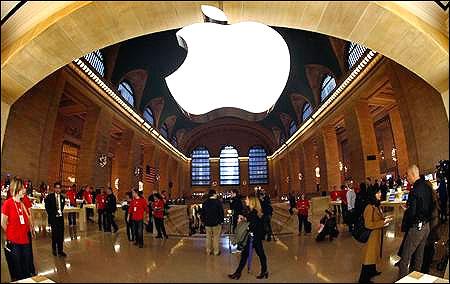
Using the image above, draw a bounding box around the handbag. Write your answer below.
[351,205,374,243]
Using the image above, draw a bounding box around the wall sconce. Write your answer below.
[114,178,120,190]
[315,167,320,178]
[339,161,343,171]
[298,173,303,180]
[212,181,218,186]
[391,148,397,162]
[243,180,247,185]
[285,177,290,183]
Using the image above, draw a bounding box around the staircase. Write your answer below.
[165,205,189,236]
[271,202,298,235]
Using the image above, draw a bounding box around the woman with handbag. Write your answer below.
[358,187,393,283]
[1,177,36,282]
[228,195,268,280]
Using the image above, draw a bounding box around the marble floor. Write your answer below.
[1,215,448,283]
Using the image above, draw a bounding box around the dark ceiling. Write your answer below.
[107,25,350,155]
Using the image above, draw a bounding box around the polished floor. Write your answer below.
[1,214,448,283]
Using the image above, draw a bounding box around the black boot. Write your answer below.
[358,265,373,283]
[368,264,381,278]
[228,272,241,280]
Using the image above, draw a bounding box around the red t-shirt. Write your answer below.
[22,195,32,210]
[66,190,77,206]
[96,194,106,210]
[128,198,148,221]
[340,190,348,205]
[1,198,30,244]
[296,199,310,216]
[152,199,165,219]
[83,191,93,204]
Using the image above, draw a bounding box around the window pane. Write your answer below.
[320,75,336,102]
[249,146,268,184]
[289,120,297,137]
[348,42,368,69]
[83,50,105,77]
[220,146,239,185]
[302,102,312,122]
[160,124,168,139]
[118,81,134,106]
[143,107,154,125]
[191,147,211,185]
[61,142,80,189]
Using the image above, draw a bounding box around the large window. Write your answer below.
[289,120,297,137]
[320,74,336,102]
[347,42,368,70]
[118,81,135,107]
[83,50,105,77]
[160,123,168,139]
[191,147,211,186]
[143,107,154,125]
[302,102,312,122]
[60,141,80,189]
[171,135,178,147]
[279,132,286,146]
[220,146,240,185]
[249,146,268,184]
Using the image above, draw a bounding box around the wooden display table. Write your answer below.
[396,271,448,283]
[31,204,87,231]
[380,200,406,221]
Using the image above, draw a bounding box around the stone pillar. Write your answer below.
[46,113,65,184]
[288,149,300,194]
[316,133,329,192]
[344,99,381,183]
[322,125,341,191]
[279,156,289,195]
[303,139,318,193]
[441,89,448,120]
[296,146,306,193]
[158,152,169,191]
[143,144,156,195]
[240,159,249,195]
[1,100,11,153]
[113,129,135,199]
[388,106,409,177]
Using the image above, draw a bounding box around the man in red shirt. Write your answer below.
[152,192,168,239]
[95,188,106,231]
[66,184,77,239]
[296,193,310,235]
[128,190,148,248]
[83,186,94,223]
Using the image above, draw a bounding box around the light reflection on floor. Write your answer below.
[1,215,447,283]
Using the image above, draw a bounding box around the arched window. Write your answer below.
[143,107,154,125]
[279,132,286,145]
[289,120,297,137]
[83,50,105,77]
[191,147,210,186]
[249,146,268,184]
[347,42,368,70]
[171,135,178,147]
[118,81,135,107]
[320,74,336,102]
[220,146,240,185]
[160,123,168,139]
[302,102,312,122]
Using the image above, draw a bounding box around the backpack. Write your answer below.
[352,205,373,243]
[233,221,250,250]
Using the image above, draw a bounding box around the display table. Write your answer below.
[311,196,330,216]
[12,275,55,283]
[380,200,406,221]
[396,271,448,283]
[329,200,342,215]
[31,204,87,231]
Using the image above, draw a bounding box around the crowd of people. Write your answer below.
[1,161,448,282]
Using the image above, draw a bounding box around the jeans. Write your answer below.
[132,220,144,246]
[235,237,268,274]
[125,215,134,241]
[68,212,77,226]
[205,225,222,255]
[297,215,308,233]
[399,222,430,278]
[50,216,65,253]
[105,211,118,232]
[4,241,34,282]
[155,217,167,238]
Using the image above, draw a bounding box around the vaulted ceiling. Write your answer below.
[104,26,354,155]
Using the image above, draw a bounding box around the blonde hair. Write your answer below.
[248,196,263,218]
[10,177,24,197]
[407,164,420,177]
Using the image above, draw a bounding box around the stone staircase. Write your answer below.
[271,202,298,235]
[165,205,189,236]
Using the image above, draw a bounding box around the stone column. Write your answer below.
[344,99,381,183]
[77,106,113,190]
[240,159,249,195]
[143,144,156,196]
[302,138,318,194]
[322,125,341,191]
[158,152,169,191]
[388,106,409,177]
[112,129,136,199]
[288,149,300,194]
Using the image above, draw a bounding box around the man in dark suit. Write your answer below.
[105,187,118,233]
[45,182,67,257]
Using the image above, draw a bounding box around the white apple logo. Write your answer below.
[165,5,290,115]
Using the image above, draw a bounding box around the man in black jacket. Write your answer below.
[202,189,224,256]
[230,189,243,233]
[45,182,67,257]
[104,187,118,233]
[398,165,433,279]
[260,192,274,241]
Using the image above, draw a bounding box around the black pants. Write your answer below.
[27,232,36,275]
[4,242,34,282]
[146,212,154,233]
[86,208,94,221]
[235,238,267,274]
[316,226,338,242]
[262,215,273,240]
[297,215,308,233]
[155,217,167,237]
[126,218,134,241]
[440,200,447,221]
[51,217,65,253]
[105,211,118,232]
[358,264,378,283]
[133,220,144,246]
[68,212,76,226]
[232,215,239,234]
[97,209,105,230]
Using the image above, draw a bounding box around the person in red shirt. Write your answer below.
[152,193,168,239]
[296,193,310,235]
[1,177,35,281]
[66,184,78,239]
[95,188,106,231]
[83,186,94,222]
[128,190,148,248]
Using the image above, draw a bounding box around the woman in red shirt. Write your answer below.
[296,193,310,235]
[152,193,168,239]
[128,190,148,248]
[95,188,106,231]
[1,177,35,281]
[66,184,78,239]
[83,186,94,223]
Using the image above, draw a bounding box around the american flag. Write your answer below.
[145,165,159,184]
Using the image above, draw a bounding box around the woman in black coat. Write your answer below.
[228,195,268,280]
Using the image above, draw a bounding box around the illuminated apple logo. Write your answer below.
[165,5,290,115]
